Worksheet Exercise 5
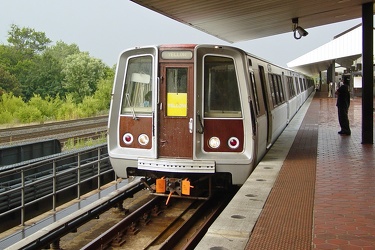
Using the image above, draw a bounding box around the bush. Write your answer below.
[56,94,83,120]
[15,105,42,123]
[28,94,63,121]
[0,110,13,124]
[0,92,25,114]
[78,95,98,117]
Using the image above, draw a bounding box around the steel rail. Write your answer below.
[81,195,162,250]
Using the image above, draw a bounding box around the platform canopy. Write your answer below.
[287,24,370,75]
[131,0,374,43]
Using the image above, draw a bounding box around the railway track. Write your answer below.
[60,187,237,250]
[0,116,108,147]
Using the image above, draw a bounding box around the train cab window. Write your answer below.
[121,56,153,115]
[166,67,188,116]
[204,56,241,118]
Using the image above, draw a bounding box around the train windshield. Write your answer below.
[121,56,153,115]
[204,56,241,118]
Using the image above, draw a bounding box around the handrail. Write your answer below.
[0,143,115,225]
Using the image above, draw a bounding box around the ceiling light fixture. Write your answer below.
[292,17,309,40]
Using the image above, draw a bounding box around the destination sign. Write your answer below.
[161,51,193,60]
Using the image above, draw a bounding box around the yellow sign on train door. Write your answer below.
[167,93,187,116]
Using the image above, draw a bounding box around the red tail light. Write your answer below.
[123,133,133,144]
[228,137,240,149]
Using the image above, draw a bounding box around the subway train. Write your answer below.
[107,44,314,199]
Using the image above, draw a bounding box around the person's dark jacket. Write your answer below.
[336,84,350,109]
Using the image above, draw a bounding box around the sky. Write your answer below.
[0,0,363,68]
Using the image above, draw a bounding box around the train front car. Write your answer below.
[108,44,257,199]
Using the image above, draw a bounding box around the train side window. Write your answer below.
[249,71,260,116]
[204,56,242,118]
[295,77,300,93]
[276,75,284,103]
[287,76,296,98]
[299,78,304,91]
[121,56,153,115]
[268,74,277,106]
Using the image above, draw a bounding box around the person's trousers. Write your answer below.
[338,107,350,132]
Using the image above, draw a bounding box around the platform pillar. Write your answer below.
[361,2,373,144]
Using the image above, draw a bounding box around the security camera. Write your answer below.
[292,17,308,40]
[296,26,308,37]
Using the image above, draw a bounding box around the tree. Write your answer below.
[7,24,52,55]
[0,66,21,96]
[44,41,80,61]
[62,52,107,103]
[22,53,65,100]
[20,41,81,100]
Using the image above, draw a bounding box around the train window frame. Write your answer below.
[120,55,154,116]
[203,55,242,118]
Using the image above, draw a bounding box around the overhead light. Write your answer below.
[292,18,308,40]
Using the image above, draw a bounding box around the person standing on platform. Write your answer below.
[335,80,351,135]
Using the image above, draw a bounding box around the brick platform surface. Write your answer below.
[246,92,375,250]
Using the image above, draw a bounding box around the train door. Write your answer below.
[158,63,194,158]
[258,65,272,148]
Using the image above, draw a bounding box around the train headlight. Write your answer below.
[208,137,220,149]
[123,133,133,145]
[228,137,240,149]
[138,134,149,146]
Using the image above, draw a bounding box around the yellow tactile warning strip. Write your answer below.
[246,94,319,250]
[246,92,375,250]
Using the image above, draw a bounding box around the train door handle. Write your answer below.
[189,118,193,133]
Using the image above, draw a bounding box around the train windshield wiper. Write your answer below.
[125,93,138,120]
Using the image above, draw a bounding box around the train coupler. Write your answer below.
[155,177,194,205]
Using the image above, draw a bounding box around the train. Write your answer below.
[107,44,314,200]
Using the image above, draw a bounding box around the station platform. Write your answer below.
[197,92,375,250]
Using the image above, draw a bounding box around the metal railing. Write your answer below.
[0,143,114,225]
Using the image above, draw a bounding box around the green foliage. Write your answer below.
[44,41,80,61]
[28,95,63,120]
[93,78,113,110]
[7,24,52,55]
[0,24,115,126]
[0,66,21,96]
[0,92,25,114]
[23,53,65,100]
[56,94,83,120]
[15,105,43,123]
[0,110,13,124]
[62,52,106,103]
